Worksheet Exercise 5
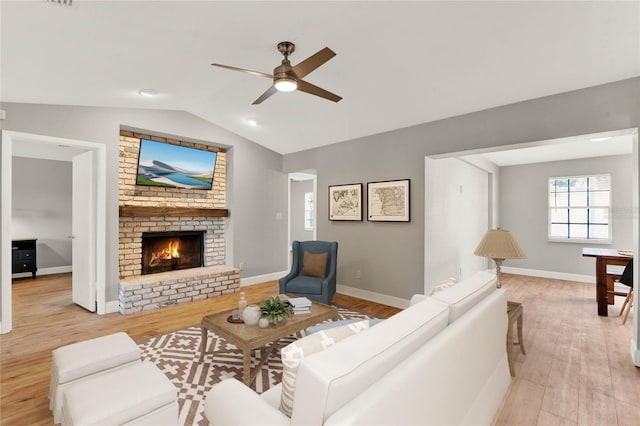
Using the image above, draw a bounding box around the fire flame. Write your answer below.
[149,239,180,267]
[161,240,180,259]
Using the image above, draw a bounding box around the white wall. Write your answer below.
[12,157,72,270]
[425,157,489,294]
[500,154,633,275]
[290,180,314,243]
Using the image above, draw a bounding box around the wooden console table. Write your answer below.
[582,248,632,316]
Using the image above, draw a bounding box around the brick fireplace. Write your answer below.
[117,131,240,314]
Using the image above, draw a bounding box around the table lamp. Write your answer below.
[474,228,525,288]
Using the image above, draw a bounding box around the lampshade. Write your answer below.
[474,228,525,260]
[274,77,297,92]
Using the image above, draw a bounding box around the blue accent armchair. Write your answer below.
[279,240,338,304]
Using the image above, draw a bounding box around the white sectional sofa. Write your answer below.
[205,270,511,425]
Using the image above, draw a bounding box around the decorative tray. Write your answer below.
[227,315,244,324]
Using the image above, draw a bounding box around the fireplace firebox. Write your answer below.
[141,231,205,275]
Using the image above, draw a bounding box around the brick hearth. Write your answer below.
[119,266,240,314]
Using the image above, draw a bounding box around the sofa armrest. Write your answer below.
[204,379,290,426]
[409,294,429,306]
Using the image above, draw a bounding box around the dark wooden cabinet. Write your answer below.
[12,239,37,279]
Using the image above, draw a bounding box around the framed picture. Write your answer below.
[329,183,363,221]
[367,179,410,222]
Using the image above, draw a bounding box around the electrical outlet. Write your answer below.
[355,269,362,279]
[239,262,245,270]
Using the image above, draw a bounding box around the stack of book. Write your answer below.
[288,296,312,315]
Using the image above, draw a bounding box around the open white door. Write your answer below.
[72,150,96,312]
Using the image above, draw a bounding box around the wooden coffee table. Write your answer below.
[198,299,338,386]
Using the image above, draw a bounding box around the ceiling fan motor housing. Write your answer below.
[277,41,295,57]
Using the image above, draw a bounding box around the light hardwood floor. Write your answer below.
[496,273,639,426]
[0,273,400,425]
[1,273,638,425]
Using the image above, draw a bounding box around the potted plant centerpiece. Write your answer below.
[259,296,291,325]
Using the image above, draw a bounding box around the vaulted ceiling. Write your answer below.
[1,1,638,154]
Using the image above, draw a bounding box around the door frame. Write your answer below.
[1,130,107,334]
[72,150,97,312]
[287,171,317,270]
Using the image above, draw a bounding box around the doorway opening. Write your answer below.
[1,131,107,334]
[287,171,317,270]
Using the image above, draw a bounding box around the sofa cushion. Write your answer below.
[300,251,328,278]
[305,318,383,335]
[431,270,496,323]
[289,297,450,425]
[283,275,323,295]
[280,320,370,416]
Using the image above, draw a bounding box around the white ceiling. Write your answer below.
[1,1,639,155]
[479,133,635,166]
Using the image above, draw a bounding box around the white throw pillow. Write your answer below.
[431,277,457,295]
[279,320,370,417]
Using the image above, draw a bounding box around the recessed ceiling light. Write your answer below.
[138,89,158,98]
[247,119,257,127]
[590,136,612,142]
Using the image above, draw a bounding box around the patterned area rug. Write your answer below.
[137,307,373,426]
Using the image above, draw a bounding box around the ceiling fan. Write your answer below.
[212,41,342,105]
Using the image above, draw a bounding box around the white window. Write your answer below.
[548,174,611,243]
[304,192,315,231]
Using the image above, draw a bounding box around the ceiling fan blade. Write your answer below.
[211,63,273,79]
[297,80,342,103]
[291,47,336,79]
[252,85,278,105]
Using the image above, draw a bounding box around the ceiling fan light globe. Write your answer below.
[274,78,297,92]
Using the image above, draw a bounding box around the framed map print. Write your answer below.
[329,183,363,221]
[367,179,410,222]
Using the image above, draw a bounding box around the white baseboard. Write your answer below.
[502,266,594,284]
[12,265,72,279]
[336,284,410,309]
[240,270,288,287]
[105,300,120,314]
[632,337,640,367]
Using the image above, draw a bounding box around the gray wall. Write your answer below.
[283,77,640,299]
[2,105,288,302]
[290,180,314,243]
[12,157,72,269]
[500,154,633,276]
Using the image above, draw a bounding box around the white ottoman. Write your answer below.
[49,332,141,423]
[60,362,178,426]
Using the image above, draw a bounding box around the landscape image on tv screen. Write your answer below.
[136,139,217,190]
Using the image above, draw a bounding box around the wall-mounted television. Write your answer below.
[136,139,217,190]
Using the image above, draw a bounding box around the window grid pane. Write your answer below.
[548,174,610,241]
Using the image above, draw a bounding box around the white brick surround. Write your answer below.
[118,216,225,278]
[118,131,238,314]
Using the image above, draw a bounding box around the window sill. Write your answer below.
[548,238,612,245]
